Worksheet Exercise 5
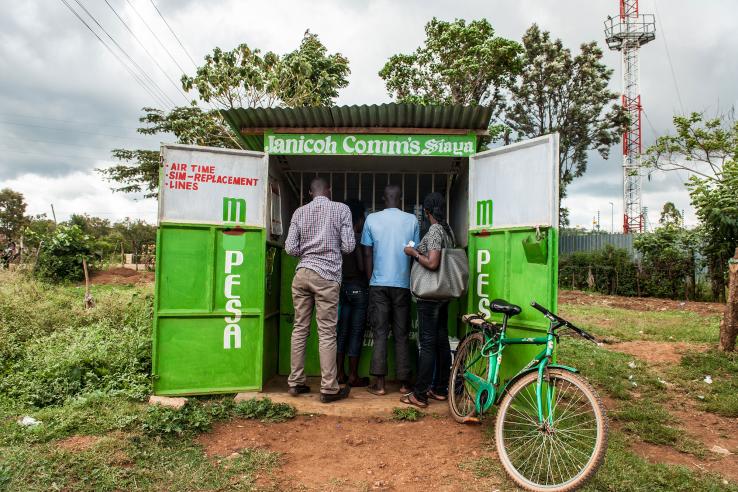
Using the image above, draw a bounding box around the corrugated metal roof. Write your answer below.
[221,103,493,151]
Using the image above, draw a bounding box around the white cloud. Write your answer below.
[0,170,157,223]
[0,0,736,228]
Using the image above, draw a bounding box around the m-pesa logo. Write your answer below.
[223,250,244,349]
[223,197,246,223]
[476,199,493,227]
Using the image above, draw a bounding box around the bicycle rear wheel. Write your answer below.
[495,368,607,492]
[448,332,489,423]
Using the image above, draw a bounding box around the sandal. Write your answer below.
[366,384,386,396]
[400,393,428,409]
[427,390,448,401]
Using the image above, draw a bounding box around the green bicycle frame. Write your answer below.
[462,318,576,424]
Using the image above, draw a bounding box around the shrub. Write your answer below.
[559,245,640,296]
[30,224,96,283]
[391,406,425,421]
[233,398,296,422]
[0,273,153,407]
[142,401,213,436]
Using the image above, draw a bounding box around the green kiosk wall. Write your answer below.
[153,144,270,395]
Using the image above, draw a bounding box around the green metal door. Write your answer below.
[153,144,269,395]
[467,134,560,385]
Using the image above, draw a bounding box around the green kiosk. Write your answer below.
[152,103,559,396]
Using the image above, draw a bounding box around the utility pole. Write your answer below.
[50,204,57,225]
[608,201,614,233]
[604,1,656,233]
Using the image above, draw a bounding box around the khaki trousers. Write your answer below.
[288,268,340,394]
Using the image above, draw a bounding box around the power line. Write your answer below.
[103,0,190,104]
[0,146,113,161]
[139,1,244,150]
[0,120,157,143]
[0,112,140,131]
[124,0,188,75]
[58,0,171,109]
[147,0,198,69]
[71,0,177,109]
[0,133,153,152]
[653,0,685,114]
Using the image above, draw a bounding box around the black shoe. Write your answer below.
[288,384,310,396]
[320,385,351,403]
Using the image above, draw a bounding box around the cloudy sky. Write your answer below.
[1,0,736,230]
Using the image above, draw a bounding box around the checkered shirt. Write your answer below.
[285,196,356,282]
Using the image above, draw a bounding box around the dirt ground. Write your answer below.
[88,267,153,285]
[607,340,710,365]
[559,289,725,316]
[198,414,501,491]
[56,435,101,452]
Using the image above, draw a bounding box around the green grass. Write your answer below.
[462,430,733,492]
[391,406,425,421]
[0,271,293,490]
[1,433,279,491]
[560,304,721,343]
[667,349,738,417]
[558,338,666,400]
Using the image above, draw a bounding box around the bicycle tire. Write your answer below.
[495,368,608,492]
[448,331,488,424]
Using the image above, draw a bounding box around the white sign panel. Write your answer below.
[159,144,268,227]
[469,134,559,229]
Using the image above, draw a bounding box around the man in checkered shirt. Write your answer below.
[285,176,355,403]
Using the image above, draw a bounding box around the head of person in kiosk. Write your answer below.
[400,192,454,409]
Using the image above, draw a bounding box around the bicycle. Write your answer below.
[449,299,608,492]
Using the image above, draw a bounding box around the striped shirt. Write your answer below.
[285,196,356,283]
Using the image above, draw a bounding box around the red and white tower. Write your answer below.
[604,1,656,233]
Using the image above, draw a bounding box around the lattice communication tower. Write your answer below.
[604,0,656,233]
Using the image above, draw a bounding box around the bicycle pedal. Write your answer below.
[462,416,481,425]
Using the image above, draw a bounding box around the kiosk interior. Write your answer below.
[152,104,559,396]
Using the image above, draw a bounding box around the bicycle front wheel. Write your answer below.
[495,368,608,492]
[448,332,489,423]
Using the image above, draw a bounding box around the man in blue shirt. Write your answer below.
[361,184,419,395]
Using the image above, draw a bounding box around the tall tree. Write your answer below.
[659,201,683,226]
[182,31,349,109]
[504,25,626,225]
[645,112,738,301]
[100,31,349,197]
[379,18,523,118]
[0,188,28,242]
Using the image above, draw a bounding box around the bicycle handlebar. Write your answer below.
[530,301,597,342]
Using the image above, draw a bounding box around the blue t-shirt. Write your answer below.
[360,208,420,288]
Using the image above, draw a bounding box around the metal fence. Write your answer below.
[559,232,637,257]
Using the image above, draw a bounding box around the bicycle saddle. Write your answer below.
[490,299,521,316]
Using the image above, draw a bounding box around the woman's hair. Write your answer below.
[344,199,366,226]
[423,192,453,241]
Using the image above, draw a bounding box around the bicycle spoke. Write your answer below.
[500,373,602,488]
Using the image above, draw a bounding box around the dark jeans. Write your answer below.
[369,286,412,381]
[413,299,451,403]
[337,281,369,357]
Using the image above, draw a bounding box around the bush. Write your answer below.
[233,398,296,422]
[634,225,700,300]
[30,224,96,283]
[0,271,153,407]
[142,398,296,437]
[391,406,425,421]
[559,245,640,296]
[142,401,213,436]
